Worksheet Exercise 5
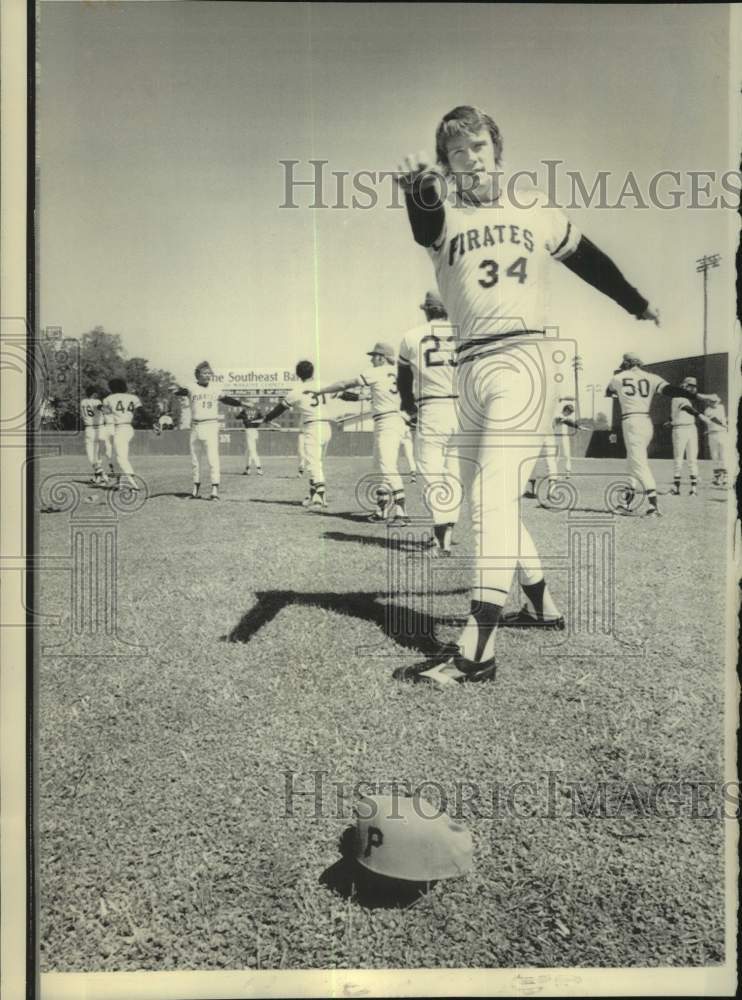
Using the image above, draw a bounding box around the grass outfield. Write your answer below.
[37,454,729,971]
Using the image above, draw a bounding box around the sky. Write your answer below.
[38,1,737,399]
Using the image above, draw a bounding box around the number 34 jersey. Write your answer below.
[398,321,457,401]
[428,188,581,360]
[607,369,668,418]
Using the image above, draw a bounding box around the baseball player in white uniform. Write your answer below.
[98,392,116,481]
[526,399,583,499]
[397,290,460,555]
[315,343,410,524]
[102,377,158,491]
[173,362,243,501]
[606,354,714,515]
[237,402,264,476]
[667,376,700,495]
[262,360,337,508]
[399,425,417,483]
[80,385,105,484]
[699,395,729,488]
[397,104,662,686]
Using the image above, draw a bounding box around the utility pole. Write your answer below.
[573,354,583,414]
[695,253,721,356]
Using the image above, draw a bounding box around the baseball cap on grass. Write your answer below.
[352,793,473,882]
[367,341,395,361]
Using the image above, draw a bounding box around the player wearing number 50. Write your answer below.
[173,362,243,501]
[102,377,158,492]
[397,104,661,687]
[315,343,410,524]
[606,354,715,516]
[397,290,460,556]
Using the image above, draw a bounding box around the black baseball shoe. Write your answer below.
[415,655,497,687]
[500,606,566,630]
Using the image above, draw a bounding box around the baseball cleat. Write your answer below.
[500,606,565,630]
[257,468,263,476]
[368,510,387,522]
[298,467,304,476]
[243,469,250,476]
[689,487,697,496]
[645,507,662,517]
[415,655,497,687]
[429,547,452,559]
[670,486,680,496]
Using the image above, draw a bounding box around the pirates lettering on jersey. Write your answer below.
[446,225,535,266]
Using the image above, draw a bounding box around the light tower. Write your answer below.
[695,253,721,356]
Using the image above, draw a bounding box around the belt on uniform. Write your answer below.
[373,410,401,421]
[621,413,651,421]
[417,395,458,404]
[456,329,546,363]
[304,419,331,426]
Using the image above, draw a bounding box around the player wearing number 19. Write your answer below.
[606,354,715,516]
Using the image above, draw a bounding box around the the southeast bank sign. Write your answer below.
[208,368,302,395]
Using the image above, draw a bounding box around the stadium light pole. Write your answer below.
[573,354,583,413]
[695,253,721,356]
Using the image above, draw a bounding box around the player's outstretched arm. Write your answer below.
[263,400,289,423]
[396,152,446,248]
[560,235,658,323]
[315,377,361,397]
[218,394,243,407]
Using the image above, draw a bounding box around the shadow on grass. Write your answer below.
[248,498,307,508]
[319,827,436,909]
[221,587,466,655]
[321,530,423,552]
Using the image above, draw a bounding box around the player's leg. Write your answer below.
[101,428,115,478]
[84,427,102,482]
[710,433,728,487]
[543,437,559,497]
[416,406,461,555]
[627,419,659,515]
[297,430,306,476]
[252,429,263,475]
[206,423,221,499]
[418,348,561,686]
[113,425,137,489]
[560,430,572,475]
[189,427,202,497]
[688,427,698,495]
[377,418,408,521]
[243,429,252,474]
[401,428,417,481]
[302,424,328,507]
[671,427,683,494]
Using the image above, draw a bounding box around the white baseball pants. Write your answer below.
[84,426,102,470]
[454,340,558,603]
[623,414,656,492]
[113,425,135,479]
[416,400,462,526]
[672,425,698,477]
[244,428,261,467]
[303,421,332,482]
[708,431,728,469]
[374,413,406,493]
[190,420,221,485]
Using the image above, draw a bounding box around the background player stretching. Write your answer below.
[398,290,460,556]
[237,401,264,476]
[80,385,105,484]
[667,376,700,495]
[173,361,243,501]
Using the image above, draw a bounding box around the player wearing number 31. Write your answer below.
[606,354,715,516]
[396,104,662,687]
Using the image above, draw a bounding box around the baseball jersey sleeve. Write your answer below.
[398,336,413,367]
[533,190,582,261]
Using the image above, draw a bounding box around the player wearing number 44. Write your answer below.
[396,104,662,688]
[314,344,411,525]
[101,377,159,491]
[172,362,243,501]
[606,354,716,515]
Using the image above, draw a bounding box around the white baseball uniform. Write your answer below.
[99,403,116,461]
[427,188,582,607]
[358,363,405,493]
[187,382,224,486]
[670,397,699,478]
[398,321,461,526]
[703,400,728,471]
[284,383,333,483]
[238,404,263,469]
[80,397,103,470]
[102,392,142,480]
[607,368,667,493]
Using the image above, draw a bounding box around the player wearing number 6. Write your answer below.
[606,354,715,515]
[397,290,460,555]
[315,343,409,524]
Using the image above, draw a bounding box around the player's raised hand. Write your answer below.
[638,304,660,326]
[395,151,441,194]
